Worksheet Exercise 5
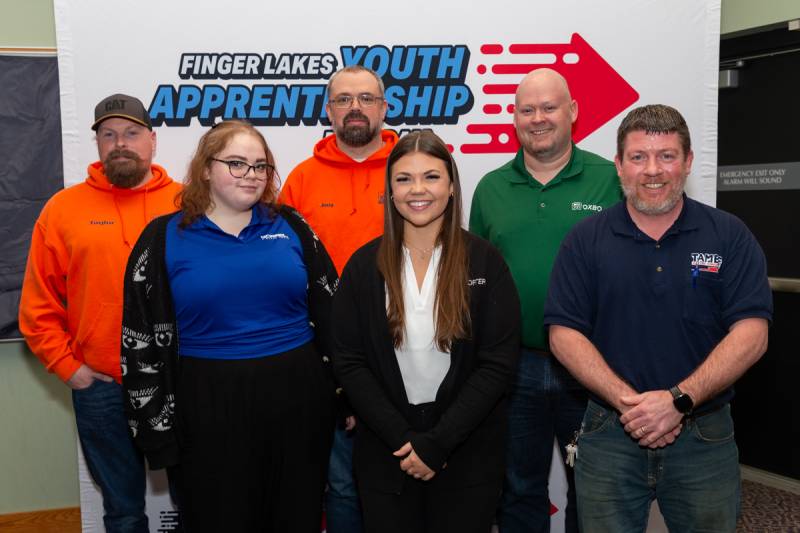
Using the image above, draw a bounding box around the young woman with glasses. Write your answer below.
[121,120,337,532]
[332,131,521,532]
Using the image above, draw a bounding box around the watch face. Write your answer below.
[674,394,693,414]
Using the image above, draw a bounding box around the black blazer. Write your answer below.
[332,230,520,492]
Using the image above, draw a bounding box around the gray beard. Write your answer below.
[622,183,684,216]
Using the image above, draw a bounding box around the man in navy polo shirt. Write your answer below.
[544,104,772,532]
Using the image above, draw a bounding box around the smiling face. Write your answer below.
[513,70,577,163]
[390,151,453,234]
[616,130,693,217]
[207,132,268,215]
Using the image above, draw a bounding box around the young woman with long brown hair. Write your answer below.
[332,130,521,532]
[120,120,337,532]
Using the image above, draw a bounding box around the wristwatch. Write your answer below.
[669,386,694,414]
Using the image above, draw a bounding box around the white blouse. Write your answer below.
[393,246,451,405]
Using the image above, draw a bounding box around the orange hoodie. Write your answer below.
[279,130,398,275]
[19,163,182,383]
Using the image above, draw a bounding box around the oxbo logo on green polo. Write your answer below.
[571,202,603,212]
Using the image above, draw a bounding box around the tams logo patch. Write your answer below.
[690,252,722,273]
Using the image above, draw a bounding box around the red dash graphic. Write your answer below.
[480,44,504,54]
[483,84,517,95]
[460,124,520,154]
[483,104,502,114]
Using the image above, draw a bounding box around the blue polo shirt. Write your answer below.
[543,196,772,409]
[165,206,313,359]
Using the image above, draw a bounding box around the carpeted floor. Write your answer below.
[738,479,800,532]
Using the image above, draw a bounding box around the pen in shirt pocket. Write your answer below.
[691,264,699,288]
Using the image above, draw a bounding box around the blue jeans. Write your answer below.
[73,379,148,533]
[576,400,741,533]
[499,350,587,533]
[326,425,363,533]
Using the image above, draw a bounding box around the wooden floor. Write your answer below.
[0,507,80,533]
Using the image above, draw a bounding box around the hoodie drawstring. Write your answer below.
[350,168,357,215]
[111,191,131,249]
[111,186,150,249]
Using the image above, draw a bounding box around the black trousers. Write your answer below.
[361,478,502,533]
[175,342,335,533]
[360,402,502,533]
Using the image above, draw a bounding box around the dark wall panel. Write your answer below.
[0,56,63,338]
[718,27,800,480]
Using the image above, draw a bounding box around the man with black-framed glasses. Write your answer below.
[280,65,398,533]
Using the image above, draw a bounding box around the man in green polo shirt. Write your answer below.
[470,68,622,533]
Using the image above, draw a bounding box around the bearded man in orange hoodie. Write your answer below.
[19,94,182,533]
[280,66,398,533]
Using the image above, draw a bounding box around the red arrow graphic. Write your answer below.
[461,33,639,154]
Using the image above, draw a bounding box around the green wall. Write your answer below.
[0,342,78,513]
[0,0,56,48]
[1,0,799,516]
[721,0,800,34]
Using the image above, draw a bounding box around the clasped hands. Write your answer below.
[393,442,438,481]
[618,390,684,449]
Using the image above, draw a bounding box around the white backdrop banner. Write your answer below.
[55,1,720,531]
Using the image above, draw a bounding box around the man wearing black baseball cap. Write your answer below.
[20,93,181,532]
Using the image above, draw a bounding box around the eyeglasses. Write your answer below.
[328,93,384,109]
[211,158,272,180]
